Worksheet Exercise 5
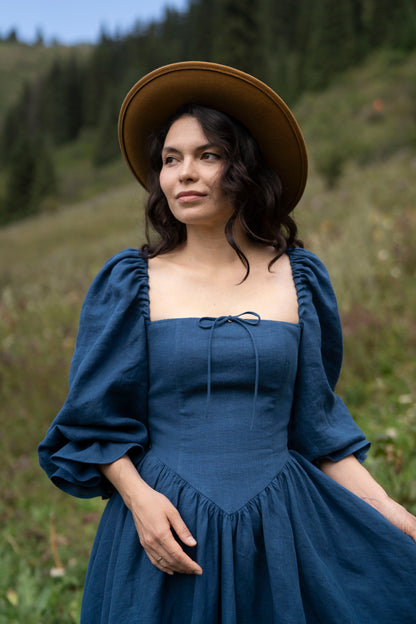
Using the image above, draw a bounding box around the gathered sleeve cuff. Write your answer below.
[287,248,370,465]
[38,249,150,499]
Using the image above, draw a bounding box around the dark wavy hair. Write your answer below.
[141,104,303,280]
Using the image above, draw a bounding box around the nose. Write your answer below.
[178,157,198,182]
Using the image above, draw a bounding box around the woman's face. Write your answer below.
[159,115,234,228]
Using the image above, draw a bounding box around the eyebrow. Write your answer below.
[161,142,219,154]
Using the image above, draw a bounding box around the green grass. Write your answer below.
[1,50,416,621]
[53,131,133,205]
[294,52,416,510]
[0,184,146,622]
[296,152,416,508]
[296,49,416,187]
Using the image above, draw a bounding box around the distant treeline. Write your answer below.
[1,0,415,224]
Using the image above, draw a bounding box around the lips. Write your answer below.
[176,191,206,202]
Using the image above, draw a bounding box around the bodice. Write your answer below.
[146,315,301,512]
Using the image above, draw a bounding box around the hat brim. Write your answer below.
[118,61,307,213]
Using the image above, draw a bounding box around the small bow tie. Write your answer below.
[198,312,261,429]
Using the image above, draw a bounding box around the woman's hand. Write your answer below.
[100,455,203,575]
[320,454,416,542]
[129,483,203,575]
[362,495,416,542]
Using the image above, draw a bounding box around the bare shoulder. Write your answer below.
[275,253,298,291]
[251,247,295,283]
[147,252,176,271]
[270,250,294,278]
[251,250,299,323]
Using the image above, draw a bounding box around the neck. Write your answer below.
[179,222,254,270]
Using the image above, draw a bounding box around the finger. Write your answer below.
[149,554,174,575]
[158,537,202,575]
[149,546,196,576]
[144,532,201,575]
[167,506,197,547]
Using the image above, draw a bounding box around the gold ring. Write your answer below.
[157,556,163,563]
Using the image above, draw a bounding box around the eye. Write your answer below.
[163,155,178,166]
[201,151,221,161]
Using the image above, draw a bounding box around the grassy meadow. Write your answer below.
[1,50,415,621]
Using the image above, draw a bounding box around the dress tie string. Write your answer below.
[198,312,261,430]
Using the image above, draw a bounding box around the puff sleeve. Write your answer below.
[38,249,150,499]
[287,248,370,464]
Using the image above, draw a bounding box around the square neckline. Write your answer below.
[143,253,301,327]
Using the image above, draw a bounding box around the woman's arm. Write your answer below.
[320,455,416,541]
[100,455,203,575]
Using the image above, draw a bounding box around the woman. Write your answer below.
[39,62,416,623]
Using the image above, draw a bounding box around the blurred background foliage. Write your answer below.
[0,0,416,621]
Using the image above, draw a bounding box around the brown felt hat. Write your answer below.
[118,61,308,212]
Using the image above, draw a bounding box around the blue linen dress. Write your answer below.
[38,247,416,624]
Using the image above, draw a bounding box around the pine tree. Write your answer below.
[389,0,416,50]
[6,28,18,43]
[83,32,122,128]
[40,57,84,144]
[213,0,263,75]
[31,139,57,207]
[92,95,120,166]
[2,135,37,222]
[258,0,303,100]
[298,0,358,91]
[1,136,57,224]
[184,0,218,60]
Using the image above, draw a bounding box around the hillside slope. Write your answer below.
[0,41,91,120]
